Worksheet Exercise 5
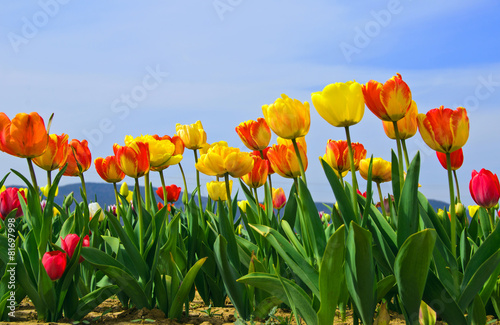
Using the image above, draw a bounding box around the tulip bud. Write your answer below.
[88,202,105,222]
[42,251,67,281]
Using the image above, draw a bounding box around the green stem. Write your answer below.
[401,139,410,170]
[224,173,234,227]
[253,187,262,224]
[46,170,52,189]
[376,182,387,217]
[79,173,87,202]
[113,182,120,219]
[144,171,151,213]
[291,138,307,186]
[293,177,299,195]
[27,158,39,193]
[159,170,168,207]
[178,163,188,206]
[392,121,405,193]
[194,150,204,215]
[344,126,360,221]
[488,208,496,232]
[446,152,457,258]
[453,170,461,203]
[135,177,144,255]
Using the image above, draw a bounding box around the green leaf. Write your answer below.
[345,222,376,325]
[397,152,421,248]
[238,272,318,325]
[376,275,396,302]
[72,285,120,320]
[317,225,345,325]
[391,150,400,209]
[169,257,207,319]
[250,224,320,297]
[320,158,356,227]
[423,272,467,325]
[468,294,486,325]
[80,247,149,309]
[394,229,436,324]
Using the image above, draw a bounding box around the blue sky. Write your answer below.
[1,0,499,209]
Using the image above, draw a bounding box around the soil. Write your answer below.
[0,294,472,325]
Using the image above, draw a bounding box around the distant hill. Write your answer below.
[49,182,449,213]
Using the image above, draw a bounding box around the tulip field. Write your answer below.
[2,74,500,325]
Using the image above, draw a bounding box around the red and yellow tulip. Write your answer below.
[267,143,308,179]
[235,118,271,151]
[33,133,69,171]
[113,141,150,178]
[262,94,310,139]
[94,155,125,183]
[241,156,269,189]
[322,140,366,176]
[63,139,92,177]
[382,100,418,140]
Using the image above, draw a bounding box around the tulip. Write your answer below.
[113,142,150,178]
[241,156,269,189]
[61,234,90,263]
[382,100,418,140]
[156,184,182,203]
[238,200,249,213]
[42,251,67,281]
[200,141,228,155]
[33,133,69,171]
[277,137,307,153]
[262,94,310,140]
[359,158,392,184]
[252,147,275,174]
[417,106,469,154]
[125,135,182,171]
[0,187,27,220]
[235,118,271,151]
[311,81,365,127]
[362,73,412,122]
[469,169,500,209]
[95,156,126,183]
[40,184,59,197]
[0,112,49,158]
[468,205,480,218]
[436,148,464,171]
[195,144,254,178]
[267,143,307,179]
[206,180,232,201]
[175,120,207,150]
[88,202,105,222]
[153,134,185,156]
[272,187,286,210]
[63,139,92,177]
[322,140,366,177]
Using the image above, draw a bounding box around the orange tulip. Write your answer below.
[436,148,463,171]
[362,73,412,122]
[262,94,310,139]
[267,143,308,179]
[251,147,274,175]
[33,133,69,171]
[113,141,150,178]
[272,187,286,210]
[382,100,418,140]
[235,118,271,151]
[241,156,269,188]
[322,140,366,176]
[63,139,92,177]
[195,144,254,178]
[94,156,125,183]
[417,106,469,153]
[0,112,49,158]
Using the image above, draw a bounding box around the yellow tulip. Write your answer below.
[196,144,254,178]
[262,94,310,139]
[238,200,249,213]
[206,180,232,201]
[311,81,364,127]
[382,100,418,140]
[175,120,207,150]
[359,158,392,183]
[468,205,479,218]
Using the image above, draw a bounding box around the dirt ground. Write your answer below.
[0,294,467,325]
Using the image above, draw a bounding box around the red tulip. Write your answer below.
[61,234,90,263]
[42,251,67,281]
[469,169,500,209]
[156,184,182,203]
[63,139,92,176]
[0,187,27,220]
[241,156,269,189]
[436,148,464,171]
